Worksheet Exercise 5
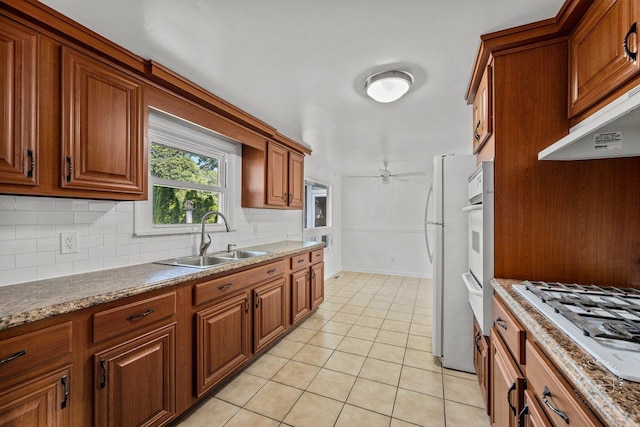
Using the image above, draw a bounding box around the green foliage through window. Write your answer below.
[151,143,222,225]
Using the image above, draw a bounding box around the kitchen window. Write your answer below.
[134,109,238,236]
[303,179,332,250]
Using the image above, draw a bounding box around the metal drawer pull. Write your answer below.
[245,297,249,313]
[99,360,107,389]
[495,317,508,330]
[623,22,637,62]
[0,350,27,365]
[507,382,517,416]
[61,375,69,409]
[474,333,482,354]
[267,269,276,274]
[218,283,232,291]
[297,259,305,263]
[126,309,154,321]
[542,386,569,424]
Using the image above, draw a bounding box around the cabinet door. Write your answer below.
[472,64,492,154]
[288,151,304,208]
[0,17,37,186]
[490,329,524,427]
[94,325,175,427]
[195,293,250,397]
[0,366,71,427]
[310,262,324,309]
[266,142,288,206]
[291,269,311,325]
[473,320,490,415]
[569,0,640,116]
[61,47,145,194]
[253,277,287,352]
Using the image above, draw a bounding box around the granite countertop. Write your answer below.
[0,240,324,332]
[493,278,640,427]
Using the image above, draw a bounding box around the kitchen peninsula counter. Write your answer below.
[0,240,324,331]
[493,278,640,427]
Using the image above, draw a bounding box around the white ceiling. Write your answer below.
[41,0,564,176]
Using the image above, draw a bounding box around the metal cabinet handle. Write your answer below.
[255,292,260,308]
[495,317,507,330]
[61,375,69,409]
[245,296,249,313]
[297,258,305,264]
[518,405,529,427]
[66,156,73,182]
[507,382,517,416]
[99,360,107,389]
[474,332,482,354]
[474,120,481,141]
[126,309,154,321]
[0,350,27,365]
[282,193,287,202]
[267,269,276,274]
[218,283,232,291]
[624,22,637,62]
[27,149,34,178]
[542,386,569,424]
[288,193,293,204]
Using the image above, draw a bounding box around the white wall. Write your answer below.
[304,157,343,280]
[341,175,431,277]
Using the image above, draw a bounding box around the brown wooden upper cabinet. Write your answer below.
[0,16,38,187]
[61,47,146,195]
[569,0,640,117]
[472,64,492,154]
[242,141,304,209]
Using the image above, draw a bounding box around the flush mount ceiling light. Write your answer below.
[364,70,413,103]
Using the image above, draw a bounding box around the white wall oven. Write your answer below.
[462,161,494,335]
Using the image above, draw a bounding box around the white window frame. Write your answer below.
[134,108,238,236]
[303,178,332,251]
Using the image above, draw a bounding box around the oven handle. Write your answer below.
[462,205,483,212]
[462,272,483,297]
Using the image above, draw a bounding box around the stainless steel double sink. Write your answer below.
[155,250,270,269]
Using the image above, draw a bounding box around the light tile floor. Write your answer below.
[177,272,490,427]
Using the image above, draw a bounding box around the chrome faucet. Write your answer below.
[199,211,231,256]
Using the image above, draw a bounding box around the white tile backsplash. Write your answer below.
[0,195,302,287]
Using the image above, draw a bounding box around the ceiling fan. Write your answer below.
[348,162,426,184]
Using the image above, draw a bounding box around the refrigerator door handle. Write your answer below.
[425,182,434,263]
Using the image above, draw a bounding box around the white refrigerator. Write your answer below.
[425,154,475,373]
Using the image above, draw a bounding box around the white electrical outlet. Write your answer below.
[60,232,78,254]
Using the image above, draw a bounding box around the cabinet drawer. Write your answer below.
[93,292,176,343]
[291,253,309,270]
[525,341,601,427]
[522,390,552,427]
[194,260,286,306]
[0,322,72,384]
[493,295,525,364]
[310,249,324,264]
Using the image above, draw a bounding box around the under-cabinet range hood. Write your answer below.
[539,85,640,161]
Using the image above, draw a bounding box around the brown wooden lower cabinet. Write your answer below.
[195,292,250,397]
[310,262,324,309]
[473,318,490,415]
[0,366,71,427]
[490,329,524,427]
[94,325,176,427]
[0,248,324,426]
[291,268,311,325]
[253,277,287,352]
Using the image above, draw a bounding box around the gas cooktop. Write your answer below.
[513,281,640,382]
